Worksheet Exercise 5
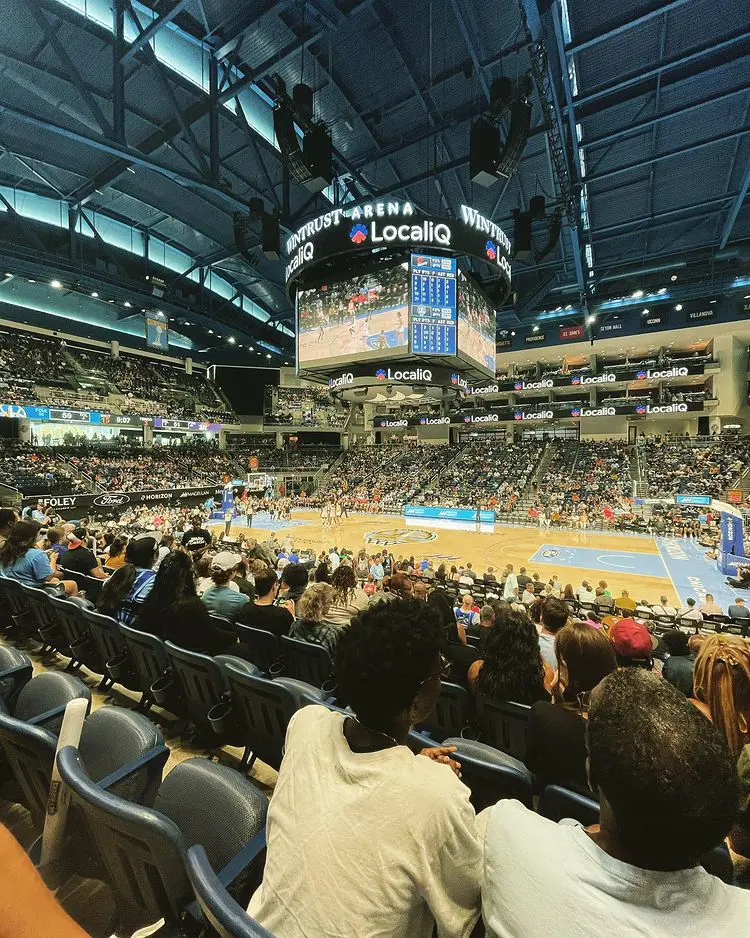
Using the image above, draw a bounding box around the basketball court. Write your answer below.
[215,510,723,607]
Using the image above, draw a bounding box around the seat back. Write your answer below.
[81,607,130,683]
[56,746,189,931]
[48,597,104,673]
[439,736,534,812]
[537,784,599,826]
[420,681,470,739]
[476,697,531,760]
[164,642,229,731]
[186,844,275,938]
[22,586,65,647]
[224,665,298,770]
[0,576,35,636]
[281,635,332,688]
[120,624,170,701]
[235,625,281,672]
[0,715,57,824]
[0,644,33,711]
[14,671,92,732]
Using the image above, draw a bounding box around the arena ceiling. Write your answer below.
[0,0,748,360]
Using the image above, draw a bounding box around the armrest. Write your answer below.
[407,728,439,753]
[96,744,170,792]
[0,663,33,682]
[28,704,70,728]
[216,828,267,889]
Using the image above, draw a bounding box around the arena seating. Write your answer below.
[264,386,348,428]
[640,437,750,498]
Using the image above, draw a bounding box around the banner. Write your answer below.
[21,485,223,512]
[405,505,495,523]
[560,325,584,341]
[470,363,706,393]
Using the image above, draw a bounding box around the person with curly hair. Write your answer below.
[290,582,341,656]
[326,563,370,626]
[467,608,550,704]
[249,598,482,937]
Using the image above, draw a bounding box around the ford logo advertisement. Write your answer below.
[22,486,224,512]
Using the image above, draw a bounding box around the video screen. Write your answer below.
[297,265,409,369]
[458,272,496,376]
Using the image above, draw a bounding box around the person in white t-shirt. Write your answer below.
[480,668,749,937]
[651,595,677,618]
[249,598,482,937]
[502,563,518,600]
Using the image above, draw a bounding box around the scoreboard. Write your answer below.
[410,254,457,356]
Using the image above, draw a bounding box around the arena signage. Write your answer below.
[570,406,616,418]
[633,367,688,380]
[284,200,512,293]
[513,410,554,421]
[21,485,223,511]
[486,362,705,393]
[0,403,152,427]
[513,378,553,390]
[418,416,450,425]
[570,373,616,385]
[325,363,471,393]
[327,373,354,390]
[470,384,500,395]
[376,366,433,382]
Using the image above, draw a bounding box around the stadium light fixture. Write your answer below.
[248,345,254,350]
[228,336,236,344]
[50,279,62,289]
[586,315,596,324]
[123,301,131,307]
[510,331,515,336]
[632,289,644,298]
[675,304,683,311]
[266,353,272,359]
[28,279,36,283]
[532,325,540,332]
[709,299,717,304]
[642,308,649,314]
[91,291,99,298]
[671,274,678,281]
[208,329,214,334]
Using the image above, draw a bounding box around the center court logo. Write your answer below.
[350,223,368,243]
[541,548,560,559]
[365,528,437,546]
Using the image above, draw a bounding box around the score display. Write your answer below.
[409,254,457,356]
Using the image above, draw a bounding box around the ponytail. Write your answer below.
[97,563,137,616]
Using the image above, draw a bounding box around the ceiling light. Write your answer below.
[657,288,667,295]
[709,299,717,304]
[28,279,36,283]
[91,291,99,298]
[228,336,236,344]
[671,274,678,281]
[510,332,515,337]
[642,309,649,315]
[586,315,596,324]
[675,304,683,311]
[50,279,62,289]
[123,301,131,308]
[108,299,114,304]
[126,166,136,174]
[565,304,572,310]
[632,289,644,298]
[532,325,539,332]
[266,353,272,359]
[248,345,254,350]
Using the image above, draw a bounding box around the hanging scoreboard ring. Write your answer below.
[284,199,512,302]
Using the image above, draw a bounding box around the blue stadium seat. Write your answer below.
[418,681,471,740]
[47,596,106,678]
[12,670,92,735]
[280,634,333,689]
[186,844,276,938]
[21,586,70,654]
[57,749,268,936]
[476,697,531,761]
[440,736,533,811]
[119,623,172,712]
[0,644,33,711]
[0,576,36,639]
[235,625,283,674]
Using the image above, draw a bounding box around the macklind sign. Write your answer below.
[285,201,511,294]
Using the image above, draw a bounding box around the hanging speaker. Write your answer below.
[496,97,532,178]
[262,213,280,260]
[302,125,332,193]
[470,119,501,187]
[513,209,533,261]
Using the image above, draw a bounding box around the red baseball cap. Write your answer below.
[609,618,656,658]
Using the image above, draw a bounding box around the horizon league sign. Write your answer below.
[285,201,511,291]
[21,485,223,511]
[469,363,706,394]
[374,400,705,428]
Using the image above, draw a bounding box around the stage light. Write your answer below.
[632,289,644,298]
[91,291,98,298]
[50,279,62,289]
[675,304,683,311]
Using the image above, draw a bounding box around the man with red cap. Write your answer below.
[608,618,658,667]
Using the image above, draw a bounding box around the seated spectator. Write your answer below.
[517,567,531,590]
[478,604,495,652]
[326,564,370,626]
[181,515,213,555]
[727,566,750,590]
[59,528,107,579]
[521,583,536,606]
[454,593,479,642]
[483,566,497,584]
[699,593,723,617]
[563,583,575,603]
[290,582,340,656]
[314,561,332,583]
[598,580,611,598]
[104,536,127,570]
[608,618,656,668]
[249,598,481,936]
[387,572,414,600]
[651,594,677,618]
[467,608,550,704]
[677,597,703,622]
[480,669,749,936]
[537,597,569,670]
[44,527,66,560]
[729,597,750,620]
[614,589,636,613]
[0,520,76,595]
[0,507,17,549]
[576,580,595,602]
[200,552,250,621]
[412,580,428,600]
[233,558,256,600]
[661,630,696,697]
[237,568,295,637]
[526,621,617,793]
[278,563,309,614]
[97,534,158,623]
[135,551,239,656]
[594,587,614,609]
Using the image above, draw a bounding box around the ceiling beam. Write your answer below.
[121,0,190,63]
[719,154,750,249]
[566,0,693,54]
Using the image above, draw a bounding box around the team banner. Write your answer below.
[374,400,705,428]
[21,485,223,511]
